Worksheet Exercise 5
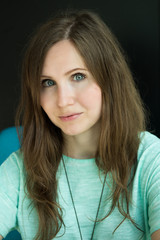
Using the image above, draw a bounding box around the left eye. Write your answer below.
[72,73,85,81]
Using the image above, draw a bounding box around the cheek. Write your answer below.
[40,92,55,113]
[79,84,102,110]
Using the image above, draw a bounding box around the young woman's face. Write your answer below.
[40,40,102,137]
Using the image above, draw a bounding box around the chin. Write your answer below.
[62,130,81,136]
[61,126,87,137]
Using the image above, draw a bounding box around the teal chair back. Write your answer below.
[0,127,22,240]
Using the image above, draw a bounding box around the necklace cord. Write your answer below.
[62,157,107,240]
[90,173,107,239]
[62,157,83,240]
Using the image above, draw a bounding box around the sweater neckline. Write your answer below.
[62,154,95,163]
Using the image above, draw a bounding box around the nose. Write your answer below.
[57,85,75,107]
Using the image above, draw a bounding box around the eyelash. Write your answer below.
[41,72,86,88]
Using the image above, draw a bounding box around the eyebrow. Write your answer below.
[41,68,87,78]
[64,68,87,75]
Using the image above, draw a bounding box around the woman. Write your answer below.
[0,9,160,240]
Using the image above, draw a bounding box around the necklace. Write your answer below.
[62,156,107,240]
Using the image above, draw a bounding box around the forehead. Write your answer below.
[42,40,86,75]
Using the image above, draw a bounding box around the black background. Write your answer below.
[0,0,159,136]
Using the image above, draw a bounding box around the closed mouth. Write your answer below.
[59,112,82,120]
[59,112,82,118]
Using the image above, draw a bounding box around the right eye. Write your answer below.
[41,79,55,87]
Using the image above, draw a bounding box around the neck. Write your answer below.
[63,124,100,159]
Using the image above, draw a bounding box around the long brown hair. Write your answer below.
[16,9,146,240]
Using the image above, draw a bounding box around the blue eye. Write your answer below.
[73,73,85,81]
[41,79,55,87]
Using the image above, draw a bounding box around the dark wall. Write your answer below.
[0,0,159,136]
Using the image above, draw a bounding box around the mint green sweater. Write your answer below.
[0,132,160,239]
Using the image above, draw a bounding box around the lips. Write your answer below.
[59,112,82,121]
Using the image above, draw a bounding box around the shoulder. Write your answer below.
[139,131,160,150]
[0,149,24,169]
[136,131,160,193]
[135,132,160,235]
[136,131,160,191]
[0,151,25,238]
[0,150,24,187]
[138,131,160,164]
